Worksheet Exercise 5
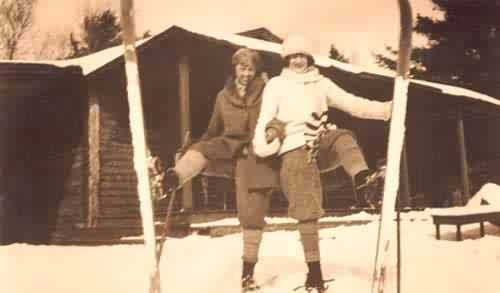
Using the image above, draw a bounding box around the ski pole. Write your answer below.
[371,0,413,292]
[120,1,161,292]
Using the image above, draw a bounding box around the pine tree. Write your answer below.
[377,0,500,96]
[329,44,349,63]
[68,9,122,58]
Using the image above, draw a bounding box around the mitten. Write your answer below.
[265,118,286,143]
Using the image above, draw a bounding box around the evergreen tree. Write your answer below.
[68,9,121,58]
[329,44,349,63]
[67,8,151,59]
[377,0,500,96]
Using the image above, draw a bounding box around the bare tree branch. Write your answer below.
[0,0,36,59]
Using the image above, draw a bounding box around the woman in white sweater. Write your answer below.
[253,34,392,292]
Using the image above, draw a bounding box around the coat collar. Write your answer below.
[221,76,265,108]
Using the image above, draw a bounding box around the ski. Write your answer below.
[120,1,161,292]
[292,277,335,292]
[371,1,413,293]
[242,274,333,292]
[246,274,280,292]
[239,274,279,292]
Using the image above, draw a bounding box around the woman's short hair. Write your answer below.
[231,48,263,73]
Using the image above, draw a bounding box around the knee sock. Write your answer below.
[242,229,263,264]
[298,220,320,263]
[242,261,256,278]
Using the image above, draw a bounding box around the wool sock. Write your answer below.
[298,220,320,262]
[242,229,263,264]
[242,261,256,278]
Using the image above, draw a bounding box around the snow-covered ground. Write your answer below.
[2,210,500,293]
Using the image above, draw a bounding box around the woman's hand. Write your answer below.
[265,128,279,143]
[265,118,286,143]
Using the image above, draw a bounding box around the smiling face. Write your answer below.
[234,62,257,88]
[287,53,310,73]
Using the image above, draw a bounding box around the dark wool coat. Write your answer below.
[192,76,280,189]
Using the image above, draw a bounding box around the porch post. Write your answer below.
[87,95,100,228]
[178,55,193,211]
[457,108,471,204]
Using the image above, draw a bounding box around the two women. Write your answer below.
[161,35,391,292]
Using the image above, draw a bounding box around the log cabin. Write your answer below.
[2,25,500,243]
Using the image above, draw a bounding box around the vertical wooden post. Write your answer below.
[178,55,193,211]
[457,108,471,204]
[0,101,5,243]
[87,95,100,228]
[400,143,411,207]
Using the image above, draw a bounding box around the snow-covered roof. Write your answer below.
[0,59,67,66]
[73,25,500,107]
[0,38,149,75]
[3,25,499,108]
[60,37,150,75]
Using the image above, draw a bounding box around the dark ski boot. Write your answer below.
[242,261,259,292]
[241,275,260,292]
[352,169,372,209]
[162,168,180,194]
[304,262,328,292]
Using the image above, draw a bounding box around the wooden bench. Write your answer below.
[431,207,500,241]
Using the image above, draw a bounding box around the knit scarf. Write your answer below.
[280,66,324,84]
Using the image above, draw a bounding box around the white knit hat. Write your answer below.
[281,34,314,58]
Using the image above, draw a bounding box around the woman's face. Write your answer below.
[235,62,257,87]
[288,53,309,73]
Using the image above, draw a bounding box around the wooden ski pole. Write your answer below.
[156,131,191,259]
[120,1,161,292]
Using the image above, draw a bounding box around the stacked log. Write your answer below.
[53,146,88,241]
[99,112,140,220]
[97,110,185,229]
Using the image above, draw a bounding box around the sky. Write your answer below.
[33,0,442,66]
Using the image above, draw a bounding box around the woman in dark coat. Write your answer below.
[159,48,279,291]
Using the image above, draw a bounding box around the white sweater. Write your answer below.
[253,67,392,157]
